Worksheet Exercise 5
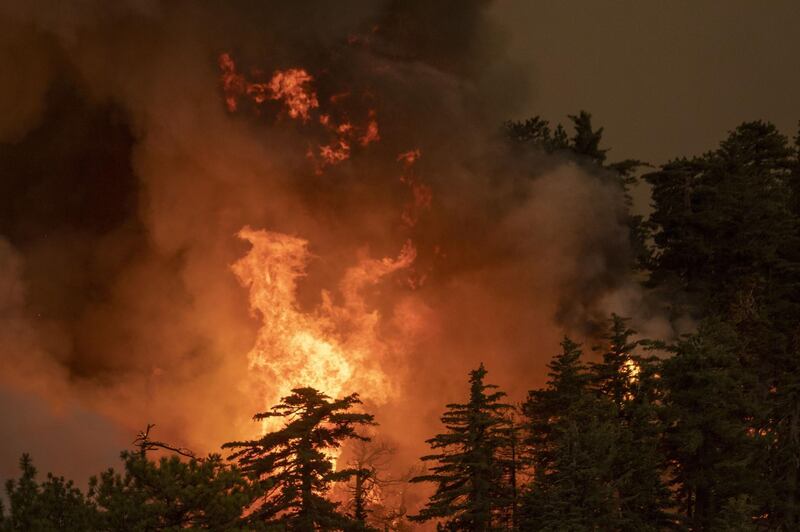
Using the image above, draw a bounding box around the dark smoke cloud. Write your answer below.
[0,0,666,487]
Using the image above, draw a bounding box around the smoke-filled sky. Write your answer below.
[1,0,797,488]
[495,0,800,164]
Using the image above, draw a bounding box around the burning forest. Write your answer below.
[2,1,800,530]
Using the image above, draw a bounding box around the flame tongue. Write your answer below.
[232,227,415,434]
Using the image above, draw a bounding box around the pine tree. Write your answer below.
[410,364,513,531]
[568,111,608,165]
[520,337,618,531]
[661,321,761,530]
[89,450,252,531]
[645,121,798,322]
[590,315,672,531]
[224,387,376,531]
[646,121,800,528]
[3,454,97,531]
[495,415,523,531]
[4,454,38,531]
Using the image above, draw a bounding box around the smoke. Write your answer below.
[0,0,669,490]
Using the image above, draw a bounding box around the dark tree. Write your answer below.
[411,364,513,531]
[660,320,760,530]
[341,440,397,530]
[520,338,619,531]
[3,454,96,531]
[89,450,251,531]
[224,387,376,531]
[646,121,800,527]
[589,315,672,531]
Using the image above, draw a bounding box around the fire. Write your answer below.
[232,227,416,434]
[622,357,640,401]
[219,53,380,173]
[267,69,319,121]
[360,114,380,146]
[218,52,245,112]
[623,357,640,383]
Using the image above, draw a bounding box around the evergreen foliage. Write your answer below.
[3,454,95,531]
[520,338,618,531]
[223,387,376,531]
[411,364,514,531]
[660,320,759,530]
[89,451,252,531]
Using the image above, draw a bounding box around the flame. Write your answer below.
[622,357,640,401]
[267,69,319,121]
[623,357,640,383]
[219,53,381,173]
[218,52,246,112]
[232,227,416,434]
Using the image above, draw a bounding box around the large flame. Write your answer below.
[232,227,416,433]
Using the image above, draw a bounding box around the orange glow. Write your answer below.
[219,53,382,173]
[360,113,380,146]
[232,227,416,434]
[267,69,319,122]
[319,140,351,167]
[218,52,246,112]
[622,357,640,401]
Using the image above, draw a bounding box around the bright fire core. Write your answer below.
[232,227,416,433]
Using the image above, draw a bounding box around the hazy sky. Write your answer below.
[494,0,800,165]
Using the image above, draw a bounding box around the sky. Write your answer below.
[494,0,800,164]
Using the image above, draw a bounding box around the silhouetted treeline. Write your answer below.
[4,114,800,530]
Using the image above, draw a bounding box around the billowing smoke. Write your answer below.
[0,0,666,483]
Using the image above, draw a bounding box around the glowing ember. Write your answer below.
[219,53,381,173]
[360,116,380,146]
[267,69,319,121]
[622,357,640,401]
[319,140,351,167]
[218,52,246,112]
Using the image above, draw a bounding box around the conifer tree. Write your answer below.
[410,364,513,531]
[520,338,618,530]
[3,454,97,531]
[89,450,252,531]
[646,121,800,527]
[224,387,376,531]
[661,321,760,530]
[590,315,672,531]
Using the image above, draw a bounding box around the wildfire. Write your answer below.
[232,227,416,434]
[221,54,433,445]
[623,357,640,383]
[622,357,641,401]
[219,53,380,173]
[266,69,319,121]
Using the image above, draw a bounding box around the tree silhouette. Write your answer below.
[411,364,513,531]
[224,387,376,531]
